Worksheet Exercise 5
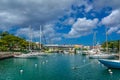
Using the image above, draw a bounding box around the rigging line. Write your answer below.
[41,26,47,44]
[72,61,95,69]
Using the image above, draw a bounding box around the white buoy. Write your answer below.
[108,69,111,72]
[20,69,23,73]
[35,64,37,67]
[109,71,113,74]
[43,61,45,64]
[83,60,85,63]
[46,60,48,63]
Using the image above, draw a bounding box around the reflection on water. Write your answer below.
[0,54,120,80]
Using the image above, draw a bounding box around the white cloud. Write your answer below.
[107,27,119,34]
[0,12,27,24]
[101,9,120,34]
[117,30,120,34]
[65,18,98,38]
[102,9,120,26]
[16,27,34,39]
[0,0,91,34]
[16,24,62,43]
[0,0,75,27]
[74,0,93,12]
[84,4,93,12]
[42,24,62,42]
[63,18,75,26]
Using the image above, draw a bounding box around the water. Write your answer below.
[0,54,120,80]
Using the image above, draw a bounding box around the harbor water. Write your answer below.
[0,53,120,80]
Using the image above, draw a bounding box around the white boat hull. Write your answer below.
[89,54,116,59]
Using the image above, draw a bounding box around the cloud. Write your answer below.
[62,17,75,26]
[16,24,62,43]
[107,27,119,34]
[101,9,120,26]
[65,18,98,38]
[117,30,120,34]
[42,24,62,42]
[92,0,120,11]
[0,0,94,31]
[0,0,75,28]
[101,9,120,34]
[0,11,27,24]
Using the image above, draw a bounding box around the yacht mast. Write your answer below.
[118,40,120,60]
[29,25,32,52]
[39,25,42,50]
[105,27,108,53]
[93,32,96,49]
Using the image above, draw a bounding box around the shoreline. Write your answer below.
[0,52,21,60]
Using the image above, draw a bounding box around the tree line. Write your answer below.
[0,31,40,52]
[101,40,120,52]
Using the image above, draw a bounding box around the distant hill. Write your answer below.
[0,31,38,52]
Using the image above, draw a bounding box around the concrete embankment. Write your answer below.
[0,52,21,60]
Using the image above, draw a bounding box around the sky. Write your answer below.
[0,0,120,45]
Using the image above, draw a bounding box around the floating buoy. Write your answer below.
[35,64,37,67]
[43,61,45,64]
[109,71,113,74]
[83,60,85,63]
[108,69,113,74]
[108,69,111,72]
[46,60,48,63]
[20,69,23,73]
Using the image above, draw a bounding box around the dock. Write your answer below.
[0,52,21,60]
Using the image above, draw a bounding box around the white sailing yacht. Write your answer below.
[14,26,38,58]
[89,31,116,59]
[88,32,101,55]
[99,40,120,69]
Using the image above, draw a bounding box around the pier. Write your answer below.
[0,52,21,60]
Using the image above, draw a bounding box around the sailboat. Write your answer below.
[99,40,120,69]
[89,31,116,59]
[88,32,99,54]
[14,26,38,58]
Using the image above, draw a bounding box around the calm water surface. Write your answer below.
[0,54,120,80]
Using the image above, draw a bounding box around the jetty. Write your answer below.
[0,52,21,60]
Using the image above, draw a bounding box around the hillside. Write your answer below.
[101,40,120,52]
[0,31,38,52]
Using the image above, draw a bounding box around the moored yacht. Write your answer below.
[98,40,120,69]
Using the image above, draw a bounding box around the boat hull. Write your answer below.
[14,54,38,59]
[89,54,115,59]
[99,59,120,69]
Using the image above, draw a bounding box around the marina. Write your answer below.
[0,53,120,80]
[0,0,120,80]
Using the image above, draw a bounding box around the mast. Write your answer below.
[29,25,32,52]
[105,27,108,53]
[39,25,42,50]
[93,32,96,49]
[118,40,120,60]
